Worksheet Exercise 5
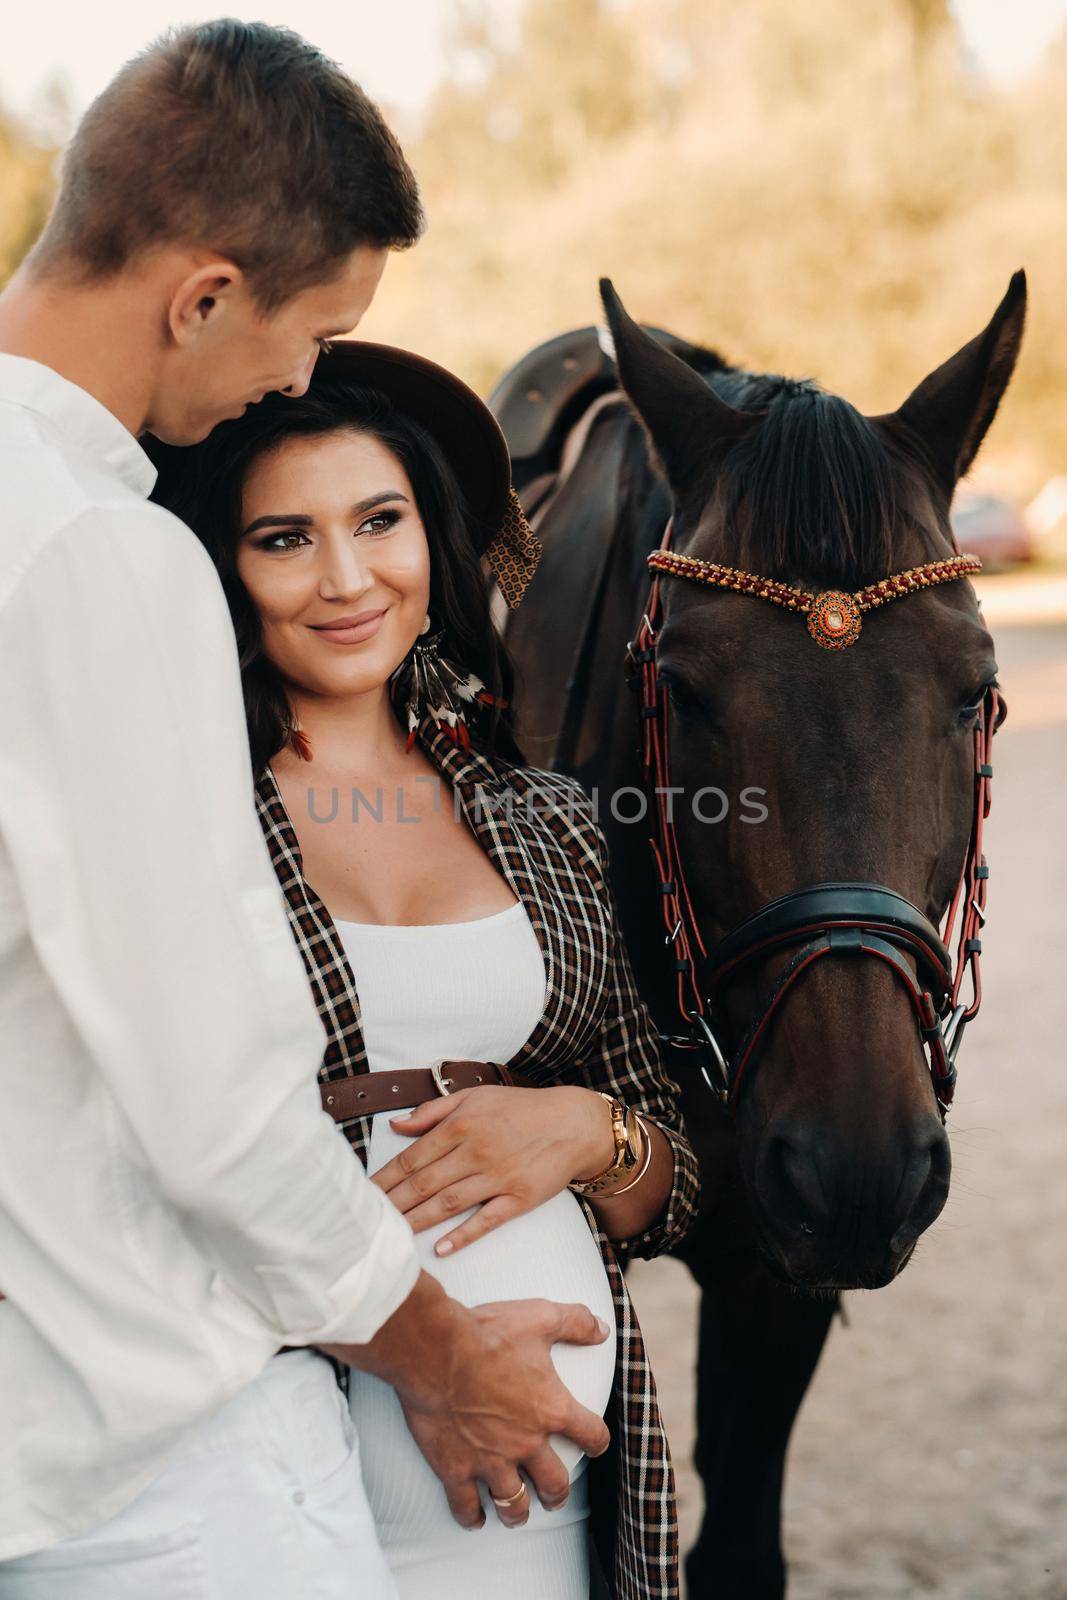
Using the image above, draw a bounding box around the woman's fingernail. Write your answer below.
[595,1317,610,1337]
[435,1239,454,1257]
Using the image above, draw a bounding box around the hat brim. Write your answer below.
[296,339,512,553]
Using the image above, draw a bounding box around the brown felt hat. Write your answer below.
[146,339,542,610]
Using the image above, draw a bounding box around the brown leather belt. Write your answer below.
[319,1058,532,1121]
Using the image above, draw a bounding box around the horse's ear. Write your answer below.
[599,278,759,503]
[885,270,1027,495]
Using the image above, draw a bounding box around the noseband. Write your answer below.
[625,521,998,1121]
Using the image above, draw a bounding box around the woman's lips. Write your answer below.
[310,609,388,644]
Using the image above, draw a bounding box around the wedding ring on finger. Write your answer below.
[491,1481,528,1511]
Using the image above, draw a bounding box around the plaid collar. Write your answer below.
[410,714,518,792]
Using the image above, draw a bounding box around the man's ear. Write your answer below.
[598,278,760,505]
[167,260,244,348]
[883,270,1027,496]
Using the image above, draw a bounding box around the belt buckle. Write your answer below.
[431,1062,455,1097]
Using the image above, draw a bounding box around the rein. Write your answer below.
[625,519,998,1120]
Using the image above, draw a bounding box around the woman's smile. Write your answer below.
[308,607,390,645]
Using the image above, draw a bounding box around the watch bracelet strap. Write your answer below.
[596,1113,653,1197]
[570,1094,643,1196]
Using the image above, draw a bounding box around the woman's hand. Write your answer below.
[371,1083,615,1255]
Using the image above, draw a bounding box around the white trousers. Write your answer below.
[0,1350,398,1600]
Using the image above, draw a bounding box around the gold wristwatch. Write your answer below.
[570,1093,645,1196]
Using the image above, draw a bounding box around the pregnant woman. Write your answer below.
[147,341,699,1600]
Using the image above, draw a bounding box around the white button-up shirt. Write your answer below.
[0,355,419,1560]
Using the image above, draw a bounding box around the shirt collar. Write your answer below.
[0,352,158,499]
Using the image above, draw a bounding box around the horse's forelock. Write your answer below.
[707,376,910,587]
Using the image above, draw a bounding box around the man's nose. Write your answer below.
[282,349,320,399]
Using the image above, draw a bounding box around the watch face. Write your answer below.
[623,1109,644,1165]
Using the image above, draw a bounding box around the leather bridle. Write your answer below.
[625,519,999,1121]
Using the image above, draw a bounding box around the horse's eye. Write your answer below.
[958,680,997,728]
[660,668,702,714]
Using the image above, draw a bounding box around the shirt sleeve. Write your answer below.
[563,783,701,1260]
[0,503,418,1345]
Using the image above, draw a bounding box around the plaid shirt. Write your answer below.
[253,713,700,1600]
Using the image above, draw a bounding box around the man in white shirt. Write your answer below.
[0,21,610,1592]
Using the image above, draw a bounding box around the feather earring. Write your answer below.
[290,726,314,762]
[389,614,508,753]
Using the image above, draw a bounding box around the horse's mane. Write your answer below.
[690,359,904,587]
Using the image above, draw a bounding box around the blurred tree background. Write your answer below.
[3,0,1064,493]
[361,0,1067,496]
[0,110,56,288]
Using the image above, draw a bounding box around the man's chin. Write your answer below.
[142,410,244,447]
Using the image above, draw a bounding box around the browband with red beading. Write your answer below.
[647,549,983,649]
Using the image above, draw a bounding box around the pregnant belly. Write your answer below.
[357,1112,618,1478]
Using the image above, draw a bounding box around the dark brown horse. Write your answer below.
[491,274,1024,1598]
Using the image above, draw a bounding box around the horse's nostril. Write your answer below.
[780,1137,831,1223]
[891,1126,951,1251]
[891,1148,933,1228]
[756,1131,830,1235]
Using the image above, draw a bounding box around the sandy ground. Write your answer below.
[627,613,1067,1599]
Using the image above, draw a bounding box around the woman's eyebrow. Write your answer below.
[242,490,409,537]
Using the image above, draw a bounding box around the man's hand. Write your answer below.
[320,1272,611,1530]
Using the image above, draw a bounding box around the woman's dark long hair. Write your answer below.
[150,381,526,776]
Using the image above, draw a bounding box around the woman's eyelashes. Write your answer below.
[254,508,403,552]
[359,508,403,537]
[255,528,310,552]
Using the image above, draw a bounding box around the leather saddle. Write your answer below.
[488,321,709,518]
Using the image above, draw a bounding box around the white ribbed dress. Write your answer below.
[332,900,617,1600]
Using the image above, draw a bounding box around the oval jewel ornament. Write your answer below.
[807,591,862,649]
